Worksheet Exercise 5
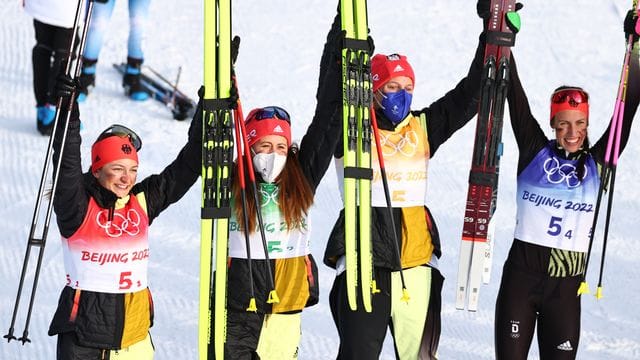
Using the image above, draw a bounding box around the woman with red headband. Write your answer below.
[220,102,343,359]
[493,9,640,360]
[47,82,203,358]
[314,4,492,359]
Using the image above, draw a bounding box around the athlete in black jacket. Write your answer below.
[49,85,202,359]
[317,5,487,359]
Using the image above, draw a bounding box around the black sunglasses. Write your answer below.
[99,124,142,151]
[248,106,291,123]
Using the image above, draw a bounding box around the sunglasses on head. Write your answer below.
[248,106,291,123]
[99,124,142,151]
[550,88,589,107]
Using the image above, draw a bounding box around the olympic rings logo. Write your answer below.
[379,130,419,157]
[259,187,279,207]
[96,209,141,237]
[543,157,587,188]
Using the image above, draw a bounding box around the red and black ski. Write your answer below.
[455,0,520,311]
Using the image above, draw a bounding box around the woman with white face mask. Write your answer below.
[223,105,341,359]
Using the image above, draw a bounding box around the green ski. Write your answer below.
[200,0,233,358]
[340,0,375,312]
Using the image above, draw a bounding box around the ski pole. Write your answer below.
[4,0,95,344]
[232,108,258,312]
[370,108,409,302]
[235,99,279,305]
[579,4,638,296]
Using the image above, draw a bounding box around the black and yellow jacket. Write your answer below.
[48,99,202,349]
[318,12,487,271]
[225,48,346,315]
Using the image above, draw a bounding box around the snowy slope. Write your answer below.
[1,1,640,359]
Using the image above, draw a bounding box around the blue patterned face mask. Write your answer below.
[380,89,413,124]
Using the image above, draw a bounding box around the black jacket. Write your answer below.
[316,12,487,270]
[48,98,202,349]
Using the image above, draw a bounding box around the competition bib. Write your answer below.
[514,143,599,252]
[62,195,150,293]
[335,115,430,207]
[228,183,310,259]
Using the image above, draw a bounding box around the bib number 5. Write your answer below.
[546,216,573,239]
[119,271,133,290]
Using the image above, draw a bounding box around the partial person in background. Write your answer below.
[23,0,80,136]
[491,4,640,359]
[77,0,150,102]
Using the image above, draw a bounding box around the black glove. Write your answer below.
[93,0,110,4]
[624,9,639,42]
[476,0,491,20]
[55,73,79,100]
[477,1,523,23]
[231,35,240,65]
[229,76,239,108]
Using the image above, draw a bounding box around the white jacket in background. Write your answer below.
[23,0,82,29]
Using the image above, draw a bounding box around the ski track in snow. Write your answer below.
[2,1,640,359]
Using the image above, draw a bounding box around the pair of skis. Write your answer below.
[578,0,640,300]
[199,2,279,359]
[340,0,377,312]
[456,0,520,312]
[199,0,233,359]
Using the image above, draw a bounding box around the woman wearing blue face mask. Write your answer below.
[317,5,490,359]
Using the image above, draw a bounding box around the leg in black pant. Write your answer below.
[495,264,542,360]
[330,268,391,360]
[537,275,581,360]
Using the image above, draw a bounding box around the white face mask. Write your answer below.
[252,152,287,183]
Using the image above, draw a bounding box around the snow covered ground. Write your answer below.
[2,0,640,359]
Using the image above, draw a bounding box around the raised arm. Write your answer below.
[134,93,203,223]
[506,55,549,173]
[590,37,640,163]
[416,32,486,157]
[52,95,90,238]
[298,10,349,191]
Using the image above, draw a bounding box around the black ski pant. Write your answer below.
[56,331,154,359]
[212,310,263,360]
[495,261,581,360]
[329,265,443,360]
[32,20,76,106]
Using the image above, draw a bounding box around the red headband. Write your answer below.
[91,136,139,172]
[550,102,589,123]
[245,118,291,147]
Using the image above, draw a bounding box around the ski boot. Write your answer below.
[122,57,149,101]
[77,58,97,103]
[36,104,56,136]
